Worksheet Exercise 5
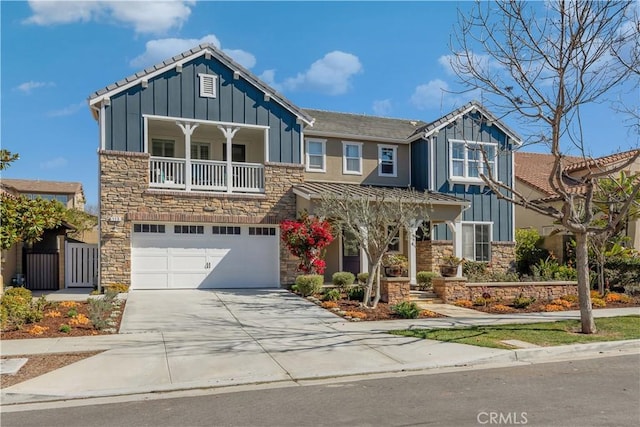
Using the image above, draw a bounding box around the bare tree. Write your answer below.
[316,188,432,309]
[449,0,640,333]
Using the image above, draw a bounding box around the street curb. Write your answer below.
[513,339,640,362]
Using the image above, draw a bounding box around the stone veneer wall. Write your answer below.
[432,277,578,303]
[99,150,304,287]
[380,278,411,305]
[416,240,516,273]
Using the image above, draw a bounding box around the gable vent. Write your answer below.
[198,73,217,98]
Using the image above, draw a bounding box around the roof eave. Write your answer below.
[303,130,413,144]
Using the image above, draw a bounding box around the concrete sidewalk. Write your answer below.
[1,295,638,406]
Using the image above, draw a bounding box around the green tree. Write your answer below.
[0,194,67,250]
[0,149,19,170]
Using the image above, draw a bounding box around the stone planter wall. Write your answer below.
[380,277,411,305]
[99,150,304,287]
[416,240,516,274]
[432,277,578,303]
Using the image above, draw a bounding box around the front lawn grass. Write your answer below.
[390,315,640,349]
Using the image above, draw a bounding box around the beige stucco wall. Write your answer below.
[99,150,303,287]
[304,137,410,187]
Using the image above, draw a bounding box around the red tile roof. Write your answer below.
[514,152,582,196]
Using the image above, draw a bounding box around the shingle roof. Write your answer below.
[88,43,313,124]
[303,109,427,141]
[419,100,523,144]
[0,178,83,195]
[294,182,470,205]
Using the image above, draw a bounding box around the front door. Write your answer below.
[342,228,361,276]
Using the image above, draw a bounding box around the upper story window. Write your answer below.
[191,142,210,160]
[198,73,217,98]
[342,142,363,175]
[25,193,69,204]
[222,144,246,162]
[378,145,397,177]
[306,139,326,173]
[462,222,492,262]
[152,139,175,158]
[449,140,497,182]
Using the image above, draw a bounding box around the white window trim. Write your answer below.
[191,141,211,160]
[150,138,176,158]
[198,73,217,98]
[461,221,493,262]
[378,144,398,178]
[448,139,498,190]
[342,141,363,175]
[305,138,326,173]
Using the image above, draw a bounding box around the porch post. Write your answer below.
[359,225,368,275]
[218,126,240,193]
[446,219,463,277]
[177,122,199,191]
[407,220,422,285]
[264,128,269,163]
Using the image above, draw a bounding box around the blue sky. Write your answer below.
[2,1,638,207]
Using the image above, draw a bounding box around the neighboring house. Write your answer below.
[89,43,521,290]
[514,150,640,260]
[0,179,97,291]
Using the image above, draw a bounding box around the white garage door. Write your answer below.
[130,224,279,289]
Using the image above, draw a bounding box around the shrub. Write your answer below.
[321,301,339,309]
[550,298,572,308]
[624,284,640,296]
[357,272,369,285]
[59,301,78,309]
[416,271,438,290]
[0,305,7,330]
[544,304,565,312]
[453,299,473,308]
[554,265,577,281]
[67,308,79,318]
[294,275,324,297]
[560,294,579,303]
[347,286,365,301]
[4,286,33,301]
[344,311,367,320]
[590,290,602,299]
[88,298,111,330]
[1,288,44,330]
[59,324,71,333]
[515,228,549,275]
[492,304,515,313]
[473,297,489,307]
[27,325,49,335]
[591,298,607,308]
[462,261,487,278]
[392,301,421,319]
[105,283,129,293]
[604,256,640,288]
[322,288,341,302]
[332,272,355,291]
[512,295,536,309]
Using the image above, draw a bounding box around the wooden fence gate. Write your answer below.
[25,253,59,291]
[65,242,99,287]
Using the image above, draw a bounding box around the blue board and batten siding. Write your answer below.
[103,56,302,163]
[411,112,514,242]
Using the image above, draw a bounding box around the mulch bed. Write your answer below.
[1,300,125,340]
[462,296,640,315]
[312,297,445,321]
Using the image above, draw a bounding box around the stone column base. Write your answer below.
[380,278,411,305]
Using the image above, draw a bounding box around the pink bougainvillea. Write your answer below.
[280,213,334,274]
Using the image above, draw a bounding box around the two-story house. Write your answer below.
[89,43,520,290]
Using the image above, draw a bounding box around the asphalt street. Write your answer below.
[2,353,639,427]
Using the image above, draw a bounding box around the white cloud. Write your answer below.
[258,69,282,92]
[16,81,54,94]
[372,99,392,116]
[46,102,86,117]
[278,51,363,95]
[410,79,452,110]
[24,0,194,35]
[439,52,496,76]
[40,156,68,170]
[129,35,256,69]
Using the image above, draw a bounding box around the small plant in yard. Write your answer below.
[551,298,573,308]
[454,299,473,308]
[59,301,78,309]
[59,324,71,333]
[332,271,355,293]
[416,271,438,290]
[293,275,324,297]
[322,288,341,302]
[344,311,367,320]
[605,292,632,303]
[392,301,421,319]
[543,304,565,312]
[280,213,334,274]
[88,295,118,331]
[472,297,490,307]
[346,286,365,301]
[104,283,129,293]
[420,309,439,317]
[357,272,369,285]
[492,304,515,313]
[592,298,607,308]
[1,287,44,330]
[69,313,90,326]
[27,325,49,335]
[561,294,579,304]
[512,294,536,309]
[45,310,62,318]
[590,290,602,299]
[321,301,339,309]
[67,308,79,318]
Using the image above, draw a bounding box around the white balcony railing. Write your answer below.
[150,157,264,193]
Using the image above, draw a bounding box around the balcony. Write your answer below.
[150,156,264,193]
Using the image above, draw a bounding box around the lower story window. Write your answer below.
[462,223,491,262]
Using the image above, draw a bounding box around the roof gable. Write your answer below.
[88,43,313,125]
[420,101,523,145]
[0,178,83,195]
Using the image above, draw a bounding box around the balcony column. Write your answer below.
[177,122,199,191]
[446,219,463,277]
[407,219,423,285]
[218,126,240,193]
